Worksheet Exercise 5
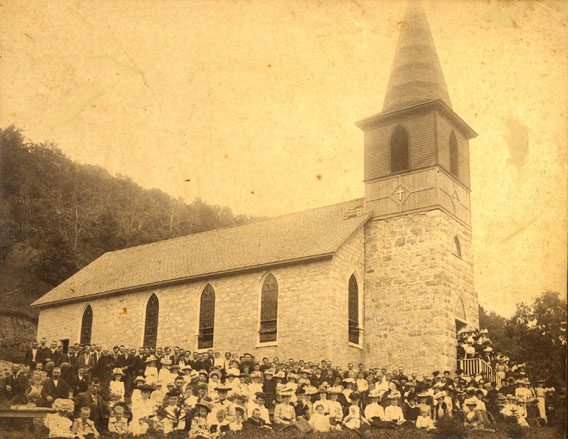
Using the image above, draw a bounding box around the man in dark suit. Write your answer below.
[37,338,50,365]
[70,367,91,396]
[38,367,72,407]
[2,364,29,404]
[24,341,40,369]
[78,348,96,372]
[74,378,109,432]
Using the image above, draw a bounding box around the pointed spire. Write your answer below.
[382,1,452,113]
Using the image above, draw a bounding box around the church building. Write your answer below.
[32,3,479,375]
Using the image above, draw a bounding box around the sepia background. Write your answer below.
[0,0,566,317]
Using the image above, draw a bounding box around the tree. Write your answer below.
[505,291,567,387]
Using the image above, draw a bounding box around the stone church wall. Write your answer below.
[363,209,473,374]
[36,240,367,365]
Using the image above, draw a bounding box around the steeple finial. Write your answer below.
[382,1,452,113]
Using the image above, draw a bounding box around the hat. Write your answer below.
[303,386,318,395]
[227,369,240,377]
[250,371,262,378]
[433,391,446,400]
[190,370,199,380]
[274,371,285,379]
[166,389,180,398]
[112,368,124,376]
[343,378,355,384]
[215,385,232,392]
[388,391,401,399]
[134,376,146,384]
[234,406,245,415]
[464,397,478,406]
[195,402,213,412]
[279,388,294,397]
[209,369,222,379]
[313,401,326,411]
[417,392,429,398]
[139,384,155,393]
[295,387,306,395]
[53,398,74,413]
[328,387,342,394]
[182,365,192,371]
[368,389,380,398]
[264,368,275,376]
[145,355,157,363]
[255,392,269,400]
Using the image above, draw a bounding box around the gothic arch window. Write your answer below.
[259,274,278,343]
[455,295,466,322]
[80,305,93,345]
[144,294,159,349]
[348,274,361,345]
[198,284,215,349]
[450,131,459,176]
[453,235,462,258]
[390,125,409,173]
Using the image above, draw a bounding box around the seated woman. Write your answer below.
[463,398,495,431]
[272,389,296,430]
[416,393,435,430]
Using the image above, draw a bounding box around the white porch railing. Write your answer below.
[458,358,495,383]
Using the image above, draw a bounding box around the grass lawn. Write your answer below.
[0,422,565,439]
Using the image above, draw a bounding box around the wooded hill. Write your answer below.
[0,126,257,316]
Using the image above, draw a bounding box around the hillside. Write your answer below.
[0,126,257,360]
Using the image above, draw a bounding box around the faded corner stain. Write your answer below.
[316,174,323,180]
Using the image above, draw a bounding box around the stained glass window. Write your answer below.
[144,294,159,349]
[198,285,215,349]
[348,274,360,344]
[391,125,409,173]
[259,274,278,343]
[80,305,93,345]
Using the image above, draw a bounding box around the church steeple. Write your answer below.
[357,1,477,227]
[382,1,452,113]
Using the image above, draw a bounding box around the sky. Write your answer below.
[1,0,566,317]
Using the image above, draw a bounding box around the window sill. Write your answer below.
[348,342,364,350]
[256,342,278,348]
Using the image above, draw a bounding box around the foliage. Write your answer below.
[0,125,257,339]
[479,305,521,359]
[504,291,567,387]
[432,417,466,439]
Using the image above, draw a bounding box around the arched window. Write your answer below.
[348,274,360,344]
[390,125,409,173]
[144,294,159,349]
[198,284,215,349]
[80,305,93,345]
[455,296,466,322]
[450,131,459,176]
[454,235,462,258]
[259,274,278,343]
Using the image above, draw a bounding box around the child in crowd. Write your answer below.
[71,406,99,438]
[108,404,129,435]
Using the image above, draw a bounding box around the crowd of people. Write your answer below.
[0,332,560,438]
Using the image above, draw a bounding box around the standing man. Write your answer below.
[24,341,40,369]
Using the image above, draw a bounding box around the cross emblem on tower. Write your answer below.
[395,186,406,201]
[392,184,409,204]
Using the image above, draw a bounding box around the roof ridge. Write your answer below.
[103,197,365,256]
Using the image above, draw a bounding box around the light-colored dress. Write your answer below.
[44,413,73,438]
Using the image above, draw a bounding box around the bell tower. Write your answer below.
[359,2,479,374]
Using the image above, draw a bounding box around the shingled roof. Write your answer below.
[31,198,369,307]
[382,2,452,113]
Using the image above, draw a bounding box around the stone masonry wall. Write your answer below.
[363,209,473,374]
[328,226,366,367]
[36,248,365,366]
